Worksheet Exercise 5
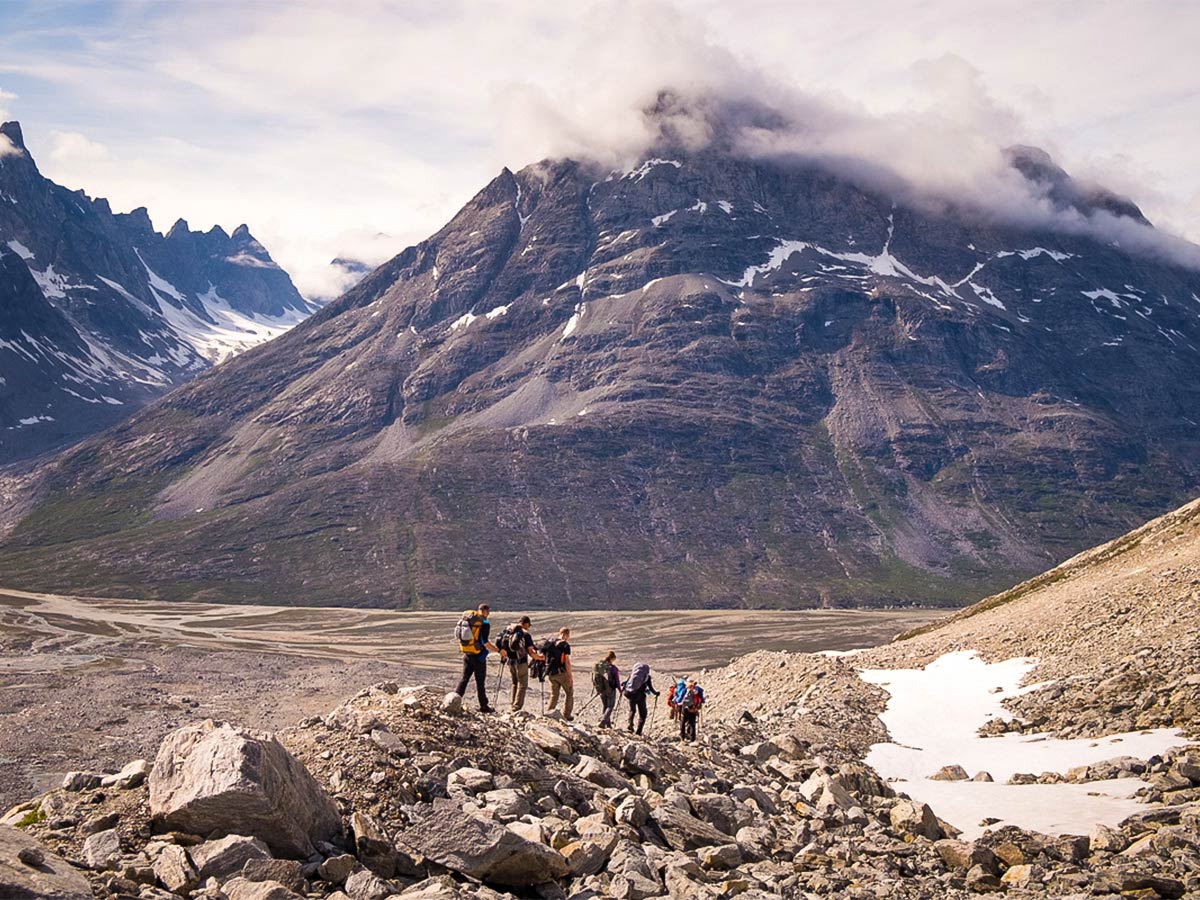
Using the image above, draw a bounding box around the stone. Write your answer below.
[739,740,780,763]
[149,720,341,857]
[615,795,649,829]
[889,799,944,840]
[482,788,530,820]
[621,742,663,778]
[559,839,610,876]
[442,692,463,714]
[83,811,120,834]
[1089,823,1127,853]
[0,825,94,899]
[446,767,494,792]
[345,868,393,900]
[699,843,743,870]
[223,876,306,900]
[351,811,395,878]
[396,875,466,900]
[318,853,357,884]
[971,771,994,782]
[190,834,272,881]
[83,828,122,869]
[966,864,1004,893]
[525,724,571,756]
[688,793,744,836]
[930,765,970,781]
[650,804,731,851]
[1001,864,1038,888]
[243,858,307,892]
[101,759,151,790]
[61,771,101,792]
[797,770,854,813]
[934,839,998,873]
[507,821,545,844]
[573,755,632,790]
[395,803,569,886]
[153,843,198,893]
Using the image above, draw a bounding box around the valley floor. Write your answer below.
[0,588,941,810]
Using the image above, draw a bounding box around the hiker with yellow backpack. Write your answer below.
[453,603,505,713]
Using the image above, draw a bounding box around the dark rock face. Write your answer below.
[2,146,1199,608]
[0,120,312,463]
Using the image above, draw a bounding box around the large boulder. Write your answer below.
[0,825,94,900]
[889,799,944,841]
[395,802,569,886]
[650,804,731,851]
[148,720,340,857]
[190,834,271,881]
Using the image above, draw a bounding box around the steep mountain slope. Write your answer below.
[0,121,314,463]
[1,143,1199,608]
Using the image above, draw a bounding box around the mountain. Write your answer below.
[1,140,1199,608]
[0,121,314,463]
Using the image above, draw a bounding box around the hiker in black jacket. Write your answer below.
[502,616,544,712]
[454,603,504,713]
[623,662,659,735]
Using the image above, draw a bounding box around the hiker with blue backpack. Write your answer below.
[671,677,705,741]
[623,662,659,735]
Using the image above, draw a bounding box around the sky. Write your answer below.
[1,0,1198,299]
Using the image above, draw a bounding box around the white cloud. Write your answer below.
[48,130,110,163]
[1,1,1197,295]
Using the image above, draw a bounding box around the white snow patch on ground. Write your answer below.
[690,200,708,214]
[449,312,477,332]
[651,210,677,227]
[155,285,306,364]
[6,239,33,260]
[861,652,1183,839]
[562,302,585,339]
[716,200,733,214]
[485,304,509,320]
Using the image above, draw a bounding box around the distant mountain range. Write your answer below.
[0,121,314,463]
[1,132,1198,609]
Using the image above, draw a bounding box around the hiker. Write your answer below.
[542,626,574,720]
[676,677,705,741]
[498,615,544,712]
[592,650,620,727]
[623,661,659,735]
[453,603,504,713]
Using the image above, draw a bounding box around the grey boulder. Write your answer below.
[395,803,569,886]
[148,720,340,857]
[0,825,94,900]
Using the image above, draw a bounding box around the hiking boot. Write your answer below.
[563,715,574,722]
[480,705,495,714]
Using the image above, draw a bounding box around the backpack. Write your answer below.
[530,657,547,682]
[592,659,611,692]
[669,679,686,707]
[624,662,650,696]
[455,610,482,653]
[499,627,529,665]
[541,639,565,676]
[680,685,705,713]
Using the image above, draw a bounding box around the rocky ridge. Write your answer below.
[0,120,313,463]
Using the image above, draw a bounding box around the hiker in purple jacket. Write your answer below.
[623,662,659,735]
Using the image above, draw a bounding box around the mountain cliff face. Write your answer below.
[0,121,313,463]
[1,142,1198,608]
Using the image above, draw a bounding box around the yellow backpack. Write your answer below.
[454,609,483,654]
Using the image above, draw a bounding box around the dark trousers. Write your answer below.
[680,710,698,741]
[456,652,488,709]
[599,685,617,726]
[627,692,648,734]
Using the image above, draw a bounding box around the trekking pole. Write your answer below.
[493,661,505,708]
[648,694,659,734]
[578,687,599,715]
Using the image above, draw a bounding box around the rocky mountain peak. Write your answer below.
[0,120,26,152]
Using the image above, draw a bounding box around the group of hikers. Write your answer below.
[452,604,707,741]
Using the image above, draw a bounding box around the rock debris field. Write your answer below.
[1,498,1199,899]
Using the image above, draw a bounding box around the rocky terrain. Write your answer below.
[2,105,1199,607]
[2,495,1199,900]
[0,120,313,463]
